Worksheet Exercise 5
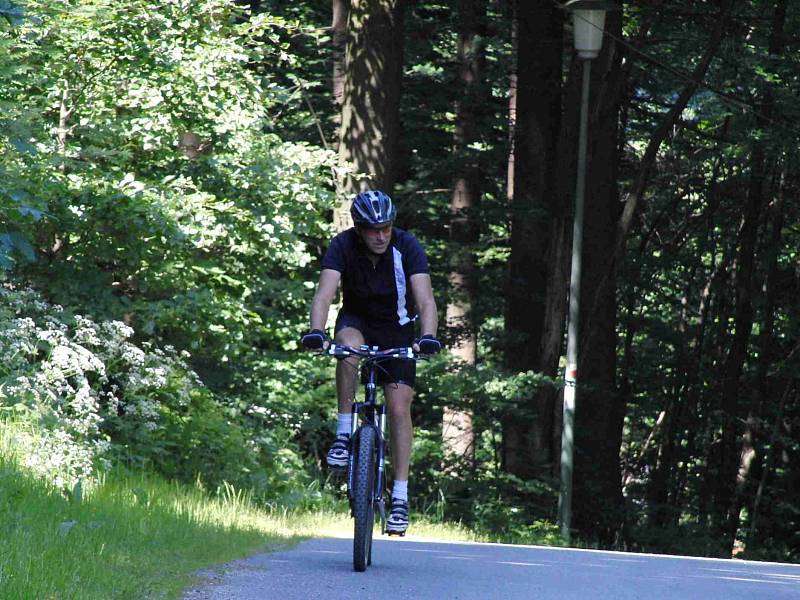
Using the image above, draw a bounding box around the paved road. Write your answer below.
[183,535,800,600]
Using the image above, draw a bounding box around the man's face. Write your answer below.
[358,224,392,254]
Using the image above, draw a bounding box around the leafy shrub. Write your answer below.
[1,0,336,503]
[0,284,309,497]
[405,354,563,542]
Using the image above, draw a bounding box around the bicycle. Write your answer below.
[323,343,422,572]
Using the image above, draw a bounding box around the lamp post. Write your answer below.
[558,0,617,543]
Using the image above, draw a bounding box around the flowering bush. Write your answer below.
[0,0,328,503]
[0,284,255,490]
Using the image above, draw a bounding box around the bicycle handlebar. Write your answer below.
[325,343,420,361]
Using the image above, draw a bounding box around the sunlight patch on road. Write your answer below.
[686,573,795,586]
[698,567,800,585]
[601,558,646,563]
[759,573,800,581]
[700,567,750,574]
[719,576,795,585]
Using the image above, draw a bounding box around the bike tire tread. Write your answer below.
[352,426,377,572]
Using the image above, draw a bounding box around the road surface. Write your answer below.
[183,535,800,600]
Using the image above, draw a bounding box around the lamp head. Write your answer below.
[562,0,620,59]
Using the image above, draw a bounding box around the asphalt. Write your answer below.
[182,535,800,600]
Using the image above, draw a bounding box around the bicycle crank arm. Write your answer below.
[376,498,387,533]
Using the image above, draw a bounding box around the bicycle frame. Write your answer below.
[348,355,388,525]
[326,344,418,534]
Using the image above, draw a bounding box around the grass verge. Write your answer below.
[0,415,349,600]
[0,457,313,599]
[0,423,481,600]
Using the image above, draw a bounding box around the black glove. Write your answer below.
[415,334,442,355]
[301,329,328,350]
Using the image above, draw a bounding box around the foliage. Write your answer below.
[0,432,343,600]
[0,0,799,565]
[0,0,336,368]
[0,0,334,498]
[408,355,562,541]
[0,284,315,501]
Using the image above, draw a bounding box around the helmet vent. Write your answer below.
[351,190,396,226]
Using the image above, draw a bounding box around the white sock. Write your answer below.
[336,413,352,437]
[392,480,408,502]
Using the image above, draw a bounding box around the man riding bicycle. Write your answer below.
[301,190,441,535]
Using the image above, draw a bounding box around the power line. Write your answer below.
[563,2,800,138]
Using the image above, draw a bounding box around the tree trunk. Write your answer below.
[731,167,785,554]
[335,0,405,231]
[502,0,564,479]
[443,0,486,464]
[646,135,728,531]
[749,377,796,548]
[331,0,349,230]
[711,127,767,556]
[332,0,349,109]
[505,7,518,203]
[712,0,785,556]
[57,81,71,157]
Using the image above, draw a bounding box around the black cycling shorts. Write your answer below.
[334,312,416,388]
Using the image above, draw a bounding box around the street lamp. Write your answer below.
[558,0,617,543]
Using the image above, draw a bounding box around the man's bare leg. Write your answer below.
[385,382,413,533]
[324,327,365,469]
[334,327,364,413]
[385,383,414,480]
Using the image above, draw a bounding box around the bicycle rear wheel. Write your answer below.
[352,425,377,572]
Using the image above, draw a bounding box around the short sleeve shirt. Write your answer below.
[321,227,429,328]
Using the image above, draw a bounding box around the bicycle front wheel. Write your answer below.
[352,425,377,572]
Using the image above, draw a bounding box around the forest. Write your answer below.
[1,0,798,564]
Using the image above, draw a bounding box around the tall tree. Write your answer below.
[502,0,564,479]
[331,0,349,234]
[335,0,405,230]
[712,0,787,556]
[611,0,736,271]
[443,0,486,463]
[505,8,517,203]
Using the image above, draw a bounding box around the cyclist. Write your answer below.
[301,190,441,535]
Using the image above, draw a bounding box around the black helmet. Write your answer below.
[350,190,396,228]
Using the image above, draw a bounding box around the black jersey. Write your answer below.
[321,227,429,327]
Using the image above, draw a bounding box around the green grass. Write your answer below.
[1,460,297,599]
[0,423,479,600]
[0,421,331,599]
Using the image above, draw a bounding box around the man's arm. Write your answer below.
[410,273,438,337]
[310,269,341,331]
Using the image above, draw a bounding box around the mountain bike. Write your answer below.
[324,343,421,572]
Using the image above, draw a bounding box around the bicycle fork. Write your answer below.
[374,407,387,530]
[347,366,388,531]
